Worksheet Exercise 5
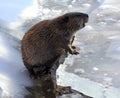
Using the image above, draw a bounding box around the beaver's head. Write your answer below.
[53,12,88,33]
[64,12,88,32]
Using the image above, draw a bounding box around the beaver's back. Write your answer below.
[21,20,64,66]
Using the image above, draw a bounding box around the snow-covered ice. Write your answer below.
[0,32,32,98]
[0,0,120,98]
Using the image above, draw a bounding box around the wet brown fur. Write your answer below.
[21,12,88,77]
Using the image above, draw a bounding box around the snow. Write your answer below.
[19,0,40,19]
[0,0,120,98]
[0,32,32,98]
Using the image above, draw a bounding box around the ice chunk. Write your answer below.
[93,67,99,71]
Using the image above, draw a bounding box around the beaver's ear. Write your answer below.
[63,16,69,23]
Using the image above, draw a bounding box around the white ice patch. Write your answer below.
[74,68,85,74]
[93,67,99,71]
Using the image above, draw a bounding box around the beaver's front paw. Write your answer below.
[68,49,79,55]
[72,49,79,55]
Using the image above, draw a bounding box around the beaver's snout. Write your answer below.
[84,15,89,23]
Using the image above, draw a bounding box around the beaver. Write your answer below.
[21,12,88,78]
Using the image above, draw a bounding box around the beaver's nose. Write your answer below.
[82,13,89,18]
[83,14,89,22]
[86,14,89,18]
